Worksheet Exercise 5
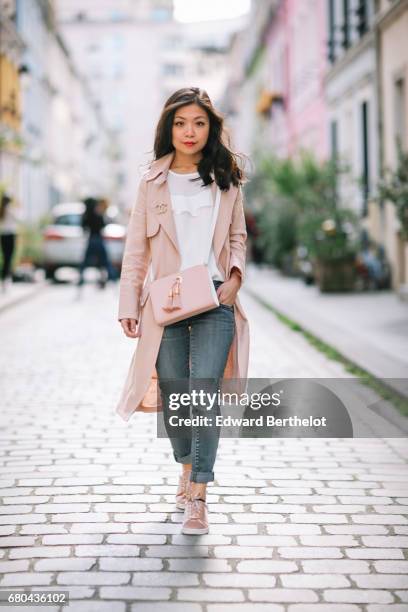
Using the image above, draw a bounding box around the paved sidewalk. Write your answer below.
[244,264,408,401]
[0,284,407,611]
[0,279,48,315]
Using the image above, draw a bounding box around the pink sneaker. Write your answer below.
[175,471,191,510]
[181,497,209,535]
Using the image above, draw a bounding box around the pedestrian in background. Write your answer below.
[0,192,22,293]
[77,196,117,290]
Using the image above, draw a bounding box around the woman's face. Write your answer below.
[171,103,210,156]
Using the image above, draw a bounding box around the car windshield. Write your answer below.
[54,213,82,226]
[53,211,119,227]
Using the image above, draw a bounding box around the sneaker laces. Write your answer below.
[189,497,206,519]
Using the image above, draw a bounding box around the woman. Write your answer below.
[0,192,22,293]
[117,87,250,535]
[77,197,117,289]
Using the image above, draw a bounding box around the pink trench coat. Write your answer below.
[116,150,250,422]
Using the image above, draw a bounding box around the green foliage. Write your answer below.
[247,150,360,266]
[0,132,25,151]
[246,45,265,77]
[313,209,361,262]
[379,141,408,240]
[15,222,44,265]
[18,211,55,264]
[0,187,50,269]
[254,199,297,268]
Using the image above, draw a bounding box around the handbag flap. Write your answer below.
[149,265,219,325]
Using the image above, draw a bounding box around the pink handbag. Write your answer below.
[149,184,222,326]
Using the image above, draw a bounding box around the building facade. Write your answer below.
[265,0,329,159]
[56,0,177,212]
[220,0,278,160]
[221,0,329,166]
[325,0,380,227]
[376,0,408,291]
[221,0,408,293]
[325,0,408,291]
[1,0,114,221]
[0,0,25,200]
[56,0,247,214]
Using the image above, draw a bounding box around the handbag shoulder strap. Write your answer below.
[203,183,221,265]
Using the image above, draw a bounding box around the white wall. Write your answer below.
[325,43,379,216]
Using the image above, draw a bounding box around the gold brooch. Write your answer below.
[155,202,167,214]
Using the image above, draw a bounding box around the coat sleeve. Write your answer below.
[228,185,247,286]
[117,177,150,322]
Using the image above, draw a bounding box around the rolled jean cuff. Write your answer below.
[174,451,192,465]
[190,471,214,483]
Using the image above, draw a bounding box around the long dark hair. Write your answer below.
[0,193,12,221]
[151,87,248,191]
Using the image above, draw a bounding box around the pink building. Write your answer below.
[262,0,329,160]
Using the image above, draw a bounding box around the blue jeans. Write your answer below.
[77,235,117,286]
[155,279,235,483]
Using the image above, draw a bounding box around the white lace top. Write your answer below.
[149,170,224,282]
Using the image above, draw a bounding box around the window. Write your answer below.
[330,119,338,162]
[341,0,350,49]
[117,171,126,187]
[87,44,100,54]
[361,101,370,214]
[162,63,184,76]
[162,35,182,50]
[151,7,171,22]
[327,0,336,63]
[111,34,125,50]
[373,0,381,15]
[55,214,82,227]
[110,10,128,21]
[356,0,368,37]
[330,119,339,197]
[394,77,406,151]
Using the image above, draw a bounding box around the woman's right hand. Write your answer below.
[120,318,139,338]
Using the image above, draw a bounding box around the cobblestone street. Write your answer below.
[0,283,407,611]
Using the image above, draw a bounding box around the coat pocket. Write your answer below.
[140,286,150,308]
[135,286,150,338]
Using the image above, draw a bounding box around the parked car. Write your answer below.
[41,202,126,280]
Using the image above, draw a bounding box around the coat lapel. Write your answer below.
[149,180,180,256]
[145,151,238,267]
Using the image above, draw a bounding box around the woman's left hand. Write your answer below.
[216,272,241,306]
